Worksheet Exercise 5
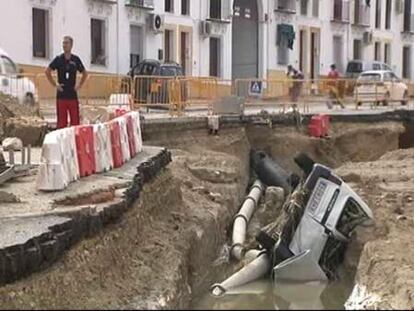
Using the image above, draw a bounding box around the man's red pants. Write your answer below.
[56,99,80,129]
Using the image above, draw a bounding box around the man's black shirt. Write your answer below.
[49,54,85,100]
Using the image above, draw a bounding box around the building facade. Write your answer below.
[0,0,413,80]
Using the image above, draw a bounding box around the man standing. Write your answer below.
[45,36,88,128]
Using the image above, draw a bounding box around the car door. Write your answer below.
[390,72,406,100]
[383,72,395,100]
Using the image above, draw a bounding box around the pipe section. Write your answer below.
[230,180,264,261]
[211,251,271,297]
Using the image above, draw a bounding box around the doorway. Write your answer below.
[180,31,191,75]
[232,0,259,79]
[130,25,144,69]
[210,37,221,77]
[310,29,320,79]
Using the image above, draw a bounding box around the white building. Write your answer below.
[0,0,413,80]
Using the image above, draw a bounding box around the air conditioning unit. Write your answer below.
[363,31,373,45]
[200,20,212,37]
[148,14,164,33]
[395,0,404,14]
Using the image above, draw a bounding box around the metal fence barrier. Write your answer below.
[1,73,413,118]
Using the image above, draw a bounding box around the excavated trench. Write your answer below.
[0,120,412,310]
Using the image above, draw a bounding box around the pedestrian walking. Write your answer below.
[287,65,304,105]
[45,36,88,129]
[327,64,345,109]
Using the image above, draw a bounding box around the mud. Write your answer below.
[0,121,411,309]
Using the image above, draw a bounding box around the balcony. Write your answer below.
[353,2,370,27]
[125,0,154,10]
[332,0,350,23]
[274,0,296,14]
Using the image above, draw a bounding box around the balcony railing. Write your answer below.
[274,0,296,14]
[332,0,350,22]
[354,2,370,26]
[125,0,154,10]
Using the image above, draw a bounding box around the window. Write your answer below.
[1,56,17,75]
[383,72,392,81]
[375,0,381,29]
[402,46,411,79]
[91,19,106,66]
[312,0,319,17]
[384,43,391,65]
[165,0,174,13]
[181,0,190,15]
[385,0,391,29]
[300,0,308,15]
[164,29,174,62]
[210,0,221,19]
[353,39,362,60]
[32,8,49,58]
[374,42,381,61]
[404,0,413,32]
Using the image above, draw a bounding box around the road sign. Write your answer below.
[249,81,263,96]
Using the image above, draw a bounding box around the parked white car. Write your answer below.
[0,47,37,106]
[354,70,409,106]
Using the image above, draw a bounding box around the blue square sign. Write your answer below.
[249,81,263,96]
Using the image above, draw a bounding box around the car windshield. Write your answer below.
[160,67,177,76]
[1,56,17,74]
[346,62,363,73]
[138,63,157,75]
[359,73,381,82]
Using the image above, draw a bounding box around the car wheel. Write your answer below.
[382,93,390,106]
[402,91,408,106]
[23,93,35,106]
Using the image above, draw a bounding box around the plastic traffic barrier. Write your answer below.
[126,114,137,157]
[130,111,143,154]
[93,123,114,173]
[109,120,124,168]
[36,130,70,191]
[116,116,132,163]
[309,115,327,138]
[62,127,80,182]
[75,125,96,177]
[107,94,132,116]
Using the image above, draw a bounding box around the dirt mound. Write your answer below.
[1,117,47,146]
[337,148,414,309]
[246,122,403,175]
[0,93,40,118]
[0,93,46,146]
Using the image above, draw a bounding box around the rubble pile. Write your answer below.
[0,93,47,146]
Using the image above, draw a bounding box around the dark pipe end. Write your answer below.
[294,153,316,177]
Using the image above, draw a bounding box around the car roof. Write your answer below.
[360,70,392,75]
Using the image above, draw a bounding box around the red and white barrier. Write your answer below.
[37,111,143,191]
[94,123,114,173]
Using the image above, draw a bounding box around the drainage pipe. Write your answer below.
[211,250,271,297]
[230,180,264,261]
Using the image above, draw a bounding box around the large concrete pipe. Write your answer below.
[211,250,271,297]
[250,150,292,195]
[231,180,264,261]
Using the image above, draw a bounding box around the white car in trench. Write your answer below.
[0,47,38,106]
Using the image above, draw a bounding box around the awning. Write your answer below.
[277,24,295,50]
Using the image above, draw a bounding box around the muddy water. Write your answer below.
[193,275,354,310]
